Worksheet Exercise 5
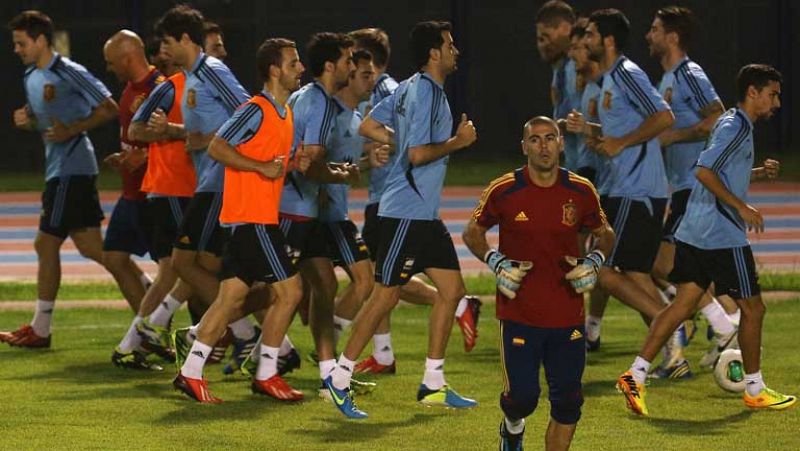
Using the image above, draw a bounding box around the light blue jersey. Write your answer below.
[676,109,754,249]
[280,81,339,218]
[552,58,581,170]
[576,80,603,173]
[659,57,720,191]
[366,73,400,205]
[369,72,452,220]
[598,56,670,199]
[23,53,111,180]
[183,53,249,193]
[320,98,365,222]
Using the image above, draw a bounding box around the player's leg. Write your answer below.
[543,326,585,451]
[330,220,374,345]
[101,198,151,312]
[498,320,542,450]
[585,288,608,351]
[302,256,339,376]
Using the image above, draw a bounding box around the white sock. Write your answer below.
[728,308,741,326]
[31,299,55,337]
[255,344,280,381]
[586,315,602,341]
[279,335,294,356]
[454,297,468,318]
[188,325,199,340]
[372,333,395,365]
[148,294,182,327]
[701,299,736,335]
[630,356,651,385]
[331,354,355,390]
[505,417,525,435]
[228,317,256,340]
[333,315,352,344]
[118,315,144,353]
[319,358,336,380]
[181,340,212,379]
[423,358,446,390]
[745,370,765,397]
[140,272,153,288]
[663,285,676,298]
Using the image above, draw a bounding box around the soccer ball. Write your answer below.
[713,349,746,393]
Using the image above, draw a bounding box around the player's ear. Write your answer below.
[521,139,527,156]
[429,47,441,64]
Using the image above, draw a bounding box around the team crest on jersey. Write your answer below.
[562,199,578,227]
[664,87,673,104]
[43,84,56,102]
[588,98,598,118]
[186,88,197,108]
[130,94,146,113]
[602,91,612,110]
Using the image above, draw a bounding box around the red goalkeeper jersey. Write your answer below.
[473,166,606,328]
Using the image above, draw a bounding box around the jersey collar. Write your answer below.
[420,71,445,90]
[313,80,334,98]
[735,107,754,130]
[665,55,690,75]
[605,55,626,76]
[44,51,61,71]
[260,89,288,119]
[188,51,207,74]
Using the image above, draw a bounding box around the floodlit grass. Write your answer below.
[1,298,799,450]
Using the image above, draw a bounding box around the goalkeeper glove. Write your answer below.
[564,250,605,293]
[485,249,533,299]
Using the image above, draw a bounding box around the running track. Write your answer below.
[0,183,798,280]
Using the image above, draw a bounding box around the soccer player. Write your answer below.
[349,28,482,372]
[174,37,309,403]
[202,21,226,60]
[1,11,118,348]
[645,6,739,369]
[464,116,614,451]
[536,1,580,170]
[617,64,796,414]
[100,30,160,314]
[325,21,478,419]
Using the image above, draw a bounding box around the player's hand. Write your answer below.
[146,108,168,135]
[290,143,311,173]
[763,159,780,179]
[13,106,33,130]
[454,113,477,149]
[370,144,391,168]
[122,146,148,171]
[566,109,586,134]
[343,163,360,184]
[44,119,75,143]
[103,152,125,170]
[596,135,626,157]
[564,250,605,294]
[485,249,533,299]
[737,204,764,233]
[257,156,286,179]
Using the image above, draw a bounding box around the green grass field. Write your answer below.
[2,294,799,450]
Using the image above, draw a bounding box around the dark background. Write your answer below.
[1,0,797,174]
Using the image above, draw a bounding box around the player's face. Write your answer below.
[349,59,376,101]
[12,30,46,65]
[278,47,305,92]
[522,123,563,172]
[536,22,570,64]
[204,33,227,60]
[104,46,129,82]
[333,47,355,89]
[583,22,604,63]
[160,36,186,66]
[569,36,590,72]
[438,31,459,74]
[646,18,668,58]
[752,81,781,120]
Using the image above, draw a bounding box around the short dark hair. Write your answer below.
[536,1,576,27]
[349,28,390,68]
[589,8,630,51]
[352,49,373,67]
[570,17,589,40]
[145,35,162,58]
[8,10,53,45]
[306,32,354,77]
[409,20,452,70]
[154,4,205,47]
[523,116,561,138]
[203,21,223,39]
[256,38,296,82]
[737,64,782,101]
[655,6,696,52]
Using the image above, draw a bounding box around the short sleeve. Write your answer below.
[132,80,175,122]
[200,60,250,114]
[681,65,720,113]
[60,60,111,107]
[301,91,334,146]
[617,65,670,116]
[580,183,606,231]
[696,115,747,173]
[368,94,395,126]
[216,102,263,147]
[472,183,502,229]
[408,80,438,148]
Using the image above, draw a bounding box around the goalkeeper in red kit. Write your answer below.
[463,116,614,451]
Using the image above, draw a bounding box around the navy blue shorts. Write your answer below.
[103,197,151,257]
[40,175,104,239]
[500,320,585,424]
[320,220,370,267]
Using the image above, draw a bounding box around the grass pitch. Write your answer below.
[1,296,799,450]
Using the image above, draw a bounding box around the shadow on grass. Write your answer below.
[290,412,444,444]
[645,410,753,435]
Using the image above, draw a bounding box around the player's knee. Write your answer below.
[500,391,539,420]
[550,388,584,425]
[101,252,127,273]
[740,297,765,319]
[352,273,375,301]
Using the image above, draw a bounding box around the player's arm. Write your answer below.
[129,109,185,142]
[597,109,674,157]
[358,116,394,145]
[45,97,119,143]
[696,167,762,232]
[564,109,602,137]
[208,135,285,179]
[751,158,780,181]
[409,113,477,166]
[660,100,724,147]
[306,158,359,184]
[13,104,38,131]
[463,217,492,261]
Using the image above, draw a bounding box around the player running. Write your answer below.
[464,116,614,451]
[617,64,796,415]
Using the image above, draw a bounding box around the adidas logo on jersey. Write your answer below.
[514,211,529,221]
[570,329,583,341]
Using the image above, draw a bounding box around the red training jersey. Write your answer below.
[473,167,606,328]
[118,67,163,200]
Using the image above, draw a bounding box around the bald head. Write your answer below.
[104,29,149,82]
